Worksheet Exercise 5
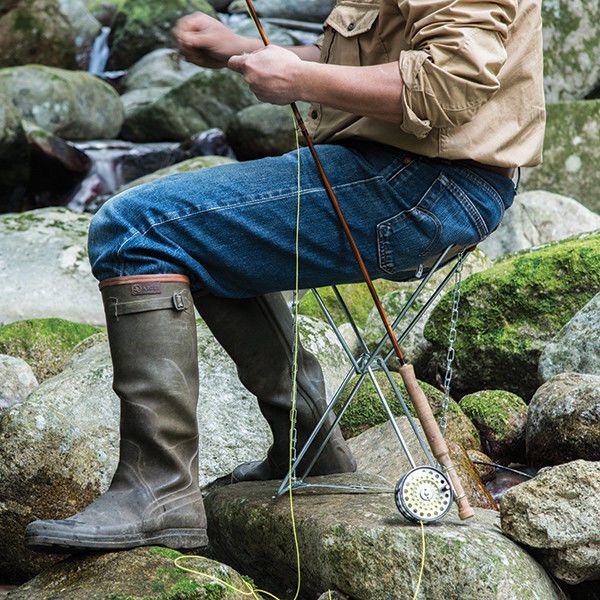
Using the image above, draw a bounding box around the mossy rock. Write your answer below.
[107,0,217,70]
[521,100,600,214]
[460,390,527,465]
[7,546,254,599]
[424,233,600,401]
[0,318,102,382]
[299,280,401,332]
[337,370,479,451]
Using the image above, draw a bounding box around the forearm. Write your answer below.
[297,61,404,123]
[238,38,322,62]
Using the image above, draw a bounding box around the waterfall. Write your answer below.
[88,26,111,76]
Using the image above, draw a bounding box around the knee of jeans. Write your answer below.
[87,190,140,279]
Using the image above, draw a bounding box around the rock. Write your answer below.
[0,317,347,581]
[459,390,528,465]
[0,355,38,411]
[107,0,217,70]
[347,417,497,509]
[6,546,252,599]
[115,155,237,193]
[539,292,600,382]
[206,0,232,10]
[120,69,256,142]
[0,0,100,69]
[501,460,600,584]
[521,100,600,214]
[205,474,562,599]
[227,102,310,160]
[0,97,30,197]
[0,208,104,326]
[0,319,101,382]
[466,448,496,483]
[542,2,600,101]
[229,16,295,45]
[121,48,203,93]
[317,593,349,600]
[363,249,491,373]
[526,373,600,467]
[229,0,336,22]
[337,370,480,451]
[0,66,124,140]
[423,233,600,401]
[479,191,600,259]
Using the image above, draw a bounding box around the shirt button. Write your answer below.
[347,23,356,31]
[311,110,319,119]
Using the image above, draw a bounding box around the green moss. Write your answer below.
[460,391,526,437]
[424,234,600,400]
[299,280,401,330]
[0,318,102,381]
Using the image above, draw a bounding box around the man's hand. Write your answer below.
[227,46,303,105]
[174,12,249,69]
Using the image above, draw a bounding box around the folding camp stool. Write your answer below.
[276,244,471,523]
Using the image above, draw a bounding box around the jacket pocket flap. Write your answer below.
[325,3,379,37]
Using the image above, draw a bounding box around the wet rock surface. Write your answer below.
[0,355,38,411]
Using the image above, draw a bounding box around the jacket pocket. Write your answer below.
[325,2,380,38]
[377,172,492,276]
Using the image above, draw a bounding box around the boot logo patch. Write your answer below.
[131,282,162,296]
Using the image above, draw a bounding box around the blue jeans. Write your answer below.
[88,139,517,297]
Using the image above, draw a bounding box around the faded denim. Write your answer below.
[88,139,518,297]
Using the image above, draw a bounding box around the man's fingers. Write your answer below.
[227,54,247,73]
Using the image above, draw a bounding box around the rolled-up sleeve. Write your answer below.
[398,0,517,138]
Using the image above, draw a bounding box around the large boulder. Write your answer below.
[479,191,600,259]
[539,292,600,382]
[0,316,347,581]
[226,102,310,160]
[0,319,101,382]
[542,1,600,102]
[347,417,497,510]
[205,475,562,599]
[337,370,480,451]
[121,48,202,93]
[526,373,600,467]
[0,208,103,326]
[423,233,600,401]
[0,355,38,411]
[501,460,600,584]
[0,66,124,140]
[120,69,256,142]
[0,0,100,69]
[521,101,600,214]
[6,546,252,599]
[229,0,336,22]
[107,0,217,70]
[459,390,528,465]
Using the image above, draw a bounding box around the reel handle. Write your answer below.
[399,364,475,520]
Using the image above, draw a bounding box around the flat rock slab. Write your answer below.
[205,474,562,600]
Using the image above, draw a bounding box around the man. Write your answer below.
[26,0,545,551]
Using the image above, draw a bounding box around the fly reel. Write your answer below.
[395,466,454,523]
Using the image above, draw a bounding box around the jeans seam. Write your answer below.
[457,167,507,222]
[442,174,489,239]
[115,175,383,263]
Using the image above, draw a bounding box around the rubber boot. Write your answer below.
[192,291,356,482]
[26,275,208,552]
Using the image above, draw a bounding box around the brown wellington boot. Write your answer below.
[25,275,208,552]
[192,291,356,483]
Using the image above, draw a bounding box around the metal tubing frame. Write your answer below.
[276,246,468,497]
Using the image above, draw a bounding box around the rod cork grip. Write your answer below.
[399,364,475,521]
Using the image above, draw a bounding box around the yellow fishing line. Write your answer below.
[412,521,427,600]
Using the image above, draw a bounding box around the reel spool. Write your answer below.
[395,466,453,523]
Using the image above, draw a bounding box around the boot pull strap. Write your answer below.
[109,291,189,318]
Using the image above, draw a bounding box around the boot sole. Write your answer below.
[26,527,209,553]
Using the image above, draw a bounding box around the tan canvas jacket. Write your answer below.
[308,0,546,168]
